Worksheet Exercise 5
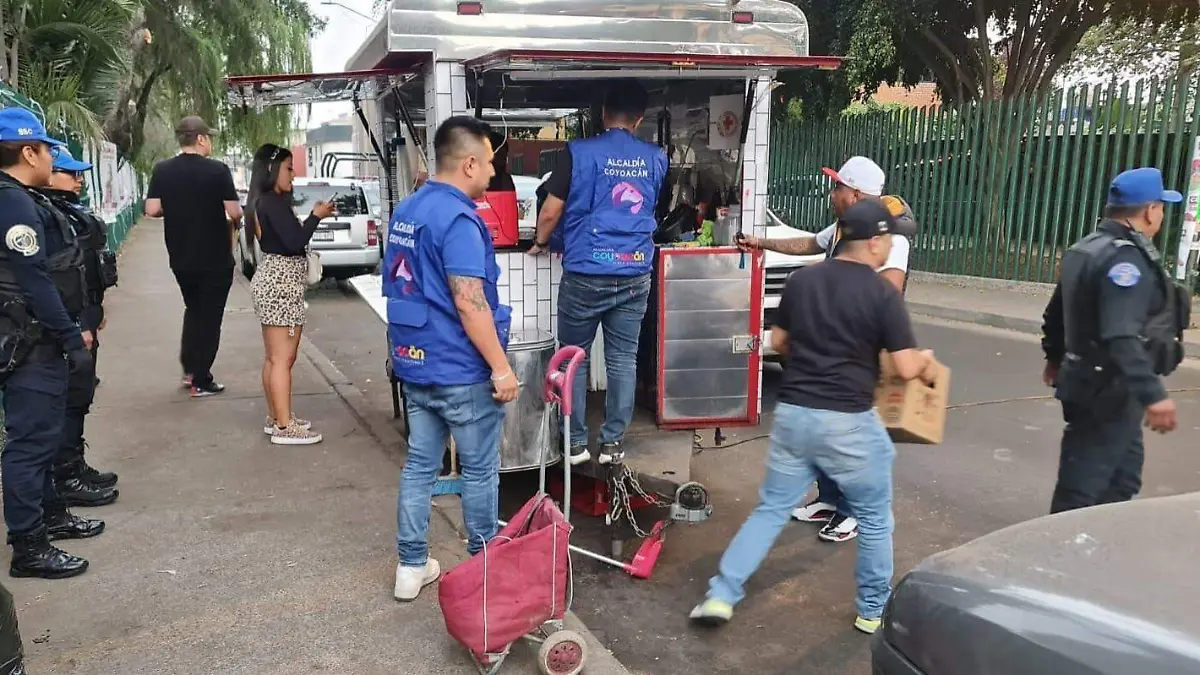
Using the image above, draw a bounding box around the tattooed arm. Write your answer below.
[449,275,517,400]
[737,233,825,256]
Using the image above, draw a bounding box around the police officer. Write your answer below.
[1041,167,1186,514]
[529,81,669,466]
[386,116,517,602]
[0,108,101,579]
[39,146,120,506]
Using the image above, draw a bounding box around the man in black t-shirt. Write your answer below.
[690,200,942,636]
[145,116,242,397]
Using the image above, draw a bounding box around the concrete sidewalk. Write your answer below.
[12,219,627,675]
[906,271,1200,351]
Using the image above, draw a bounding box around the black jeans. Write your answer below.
[173,266,233,387]
[1050,387,1145,514]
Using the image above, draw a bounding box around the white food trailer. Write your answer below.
[225,0,840,562]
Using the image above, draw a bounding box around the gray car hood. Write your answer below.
[885,493,1200,675]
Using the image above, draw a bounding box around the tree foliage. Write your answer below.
[784,0,1200,110]
[1064,13,1199,83]
[0,0,322,165]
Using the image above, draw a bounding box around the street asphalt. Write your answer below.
[302,280,1200,675]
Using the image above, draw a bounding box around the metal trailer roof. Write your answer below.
[346,0,816,71]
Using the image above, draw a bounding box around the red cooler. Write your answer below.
[476,190,520,247]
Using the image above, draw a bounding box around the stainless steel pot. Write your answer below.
[500,329,561,472]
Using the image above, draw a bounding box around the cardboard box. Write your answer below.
[874,353,951,444]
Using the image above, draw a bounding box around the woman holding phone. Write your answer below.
[246,143,336,445]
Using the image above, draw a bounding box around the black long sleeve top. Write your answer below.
[255,191,321,257]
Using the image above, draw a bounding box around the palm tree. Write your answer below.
[2,0,136,140]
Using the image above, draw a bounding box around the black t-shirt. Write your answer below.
[775,259,917,413]
[148,153,237,271]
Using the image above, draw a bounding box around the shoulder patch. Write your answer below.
[4,224,38,257]
[1106,261,1141,287]
[1112,239,1135,248]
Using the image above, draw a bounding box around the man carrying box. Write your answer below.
[690,199,941,635]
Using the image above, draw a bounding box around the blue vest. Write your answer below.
[561,129,667,276]
[383,181,511,386]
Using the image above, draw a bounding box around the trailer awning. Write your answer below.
[464,49,842,80]
[225,53,430,109]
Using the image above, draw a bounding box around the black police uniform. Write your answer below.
[1041,219,1188,514]
[0,171,102,579]
[37,188,119,502]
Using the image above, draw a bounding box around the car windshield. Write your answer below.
[291,184,368,216]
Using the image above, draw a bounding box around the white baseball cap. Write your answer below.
[823,156,885,196]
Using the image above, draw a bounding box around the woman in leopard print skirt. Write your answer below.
[246,144,335,445]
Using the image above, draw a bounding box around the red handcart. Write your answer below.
[438,347,591,675]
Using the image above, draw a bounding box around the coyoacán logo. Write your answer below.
[394,344,426,362]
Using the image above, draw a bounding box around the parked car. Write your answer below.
[237,177,382,280]
[872,493,1200,675]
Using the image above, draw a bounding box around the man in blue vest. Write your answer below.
[529,82,669,466]
[385,116,517,602]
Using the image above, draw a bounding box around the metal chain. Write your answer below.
[608,465,665,540]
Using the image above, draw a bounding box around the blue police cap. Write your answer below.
[1107,168,1183,207]
[0,107,65,146]
[51,146,92,172]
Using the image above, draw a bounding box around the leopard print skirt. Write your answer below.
[250,253,308,327]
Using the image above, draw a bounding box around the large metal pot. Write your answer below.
[500,329,561,472]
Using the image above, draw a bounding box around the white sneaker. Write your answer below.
[394,559,441,601]
[792,500,837,523]
[817,514,859,542]
[269,420,323,445]
[263,414,312,435]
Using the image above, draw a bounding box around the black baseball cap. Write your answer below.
[837,199,900,242]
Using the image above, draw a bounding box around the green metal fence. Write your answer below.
[769,73,1200,284]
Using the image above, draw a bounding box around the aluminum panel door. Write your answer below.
[656,247,763,429]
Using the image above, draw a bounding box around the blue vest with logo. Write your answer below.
[561,129,667,276]
[384,181,511,386]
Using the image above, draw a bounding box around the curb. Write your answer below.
[908,302,1044,335]
[909,303,1200,356]
[295,327,633,675]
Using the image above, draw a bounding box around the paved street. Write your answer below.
[304,280,1200,675]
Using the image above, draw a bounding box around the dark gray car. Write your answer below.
[873,493,1200,674]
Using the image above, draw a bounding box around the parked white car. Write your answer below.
[237,177,382,281]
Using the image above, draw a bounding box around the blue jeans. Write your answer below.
[555,272,651,447]
[397,382,504,566]
[815,472,852,518]
[708,403,896,619]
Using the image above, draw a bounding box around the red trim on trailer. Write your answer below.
[655,246,765,430]
[464,49,843,71]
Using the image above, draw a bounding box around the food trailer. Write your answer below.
[225,0,840,564]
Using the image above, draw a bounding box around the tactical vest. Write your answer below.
[1059,222,1186,377]
[45,192,116,300]
[0,183,88,317]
